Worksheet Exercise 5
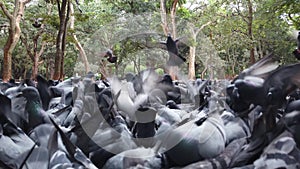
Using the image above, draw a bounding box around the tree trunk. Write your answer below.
[188,26,197,80]
[188,46,196,80]
[53,0,70,80]
[32,53,39,79]
[170,0,178,38]
[188,22,211,80]
[21,24,46,80]
[160,0,168,35]
[3,33,15,82]
[168,0,179,80]
[247,0,255,64]
[99,59,107,80]
[30,5,50,79]
[69,3,90,74]
[0,0,31,82]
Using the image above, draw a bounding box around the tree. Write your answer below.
[247,0,255,64]
[20,22,46,79]
[53,0,70,80]
[0,0,31,81]
[222,0,255,64]
[270,0,300,29]
[159,0,186,80]
[18,1,55,80]
[180,0,221,79]
[187,21,212,79]
[69,2,90,73]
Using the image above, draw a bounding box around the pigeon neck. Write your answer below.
[26,99,43,114]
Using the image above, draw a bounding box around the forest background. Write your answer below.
[0,0,299,81]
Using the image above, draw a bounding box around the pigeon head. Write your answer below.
[105,49,113,58]
[104,49,117,63]
[85,71,95,79]
[124,72,135,82]
[21,87,41,100]
[227,75,267,112]
[226,84,252,113]
[161,74,173,86]
[166,100,180,109]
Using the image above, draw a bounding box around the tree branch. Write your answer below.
[22,0,31,4]
[38,41,46,58]
[196,21,212,35]
[13,0,20,17]
[288,13,299,25]
[56,0,61,14]
[234,5,248,24]
[0,1,13,20]
[171,0,179,38]
[33,25,45,42]
[160,0,168,35]
[20,35,34,61]
[171,0,179,13]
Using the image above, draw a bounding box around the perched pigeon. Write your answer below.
[160,33,186,66]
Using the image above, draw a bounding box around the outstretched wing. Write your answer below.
[233,53,279,82]
[263,63,300,105]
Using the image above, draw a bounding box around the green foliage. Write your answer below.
[204,0,298,76]
[1,0,298,79]
[11,42,32,79]
[267,0,300,29]
[64,45,78,77]
[177,7,192,19]
[102,0,157,14]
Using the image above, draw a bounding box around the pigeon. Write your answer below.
[21,86,52,132]
[293,32,300,60]
[0,114,36,169]
[89,114,136,168]
[231,53,279,83]
[36,75,53,110]
[157,74,181,104]
[166,100,180,109]
[104,49,117,63]
[160,33,186,66]
[0,79,18,92]
[132,106,157,148]
[252,131,300,169]
[0,93,27,130]
[221,110,251,145]
[32,18,43,28]
[162,93,226,167]
[227,54,300,131]
[284,110,300,147]
[48,117,98,169]
[103,147,163,169]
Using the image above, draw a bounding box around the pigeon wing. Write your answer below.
[234,53,279,82]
